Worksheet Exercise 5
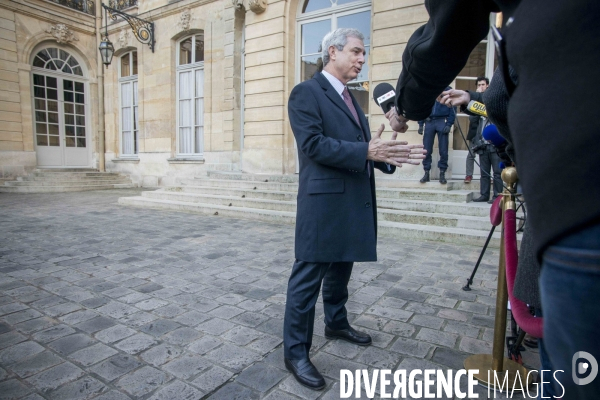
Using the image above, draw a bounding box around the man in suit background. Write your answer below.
[284,28,426,390]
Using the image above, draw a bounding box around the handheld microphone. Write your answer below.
[465,100,487,117]
[372,83,396,113]
[482,124,506,147]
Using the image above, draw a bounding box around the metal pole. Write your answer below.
[96,0,106,172]
[463,167,530,389]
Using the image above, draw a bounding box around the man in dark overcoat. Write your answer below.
[283,28,426,390]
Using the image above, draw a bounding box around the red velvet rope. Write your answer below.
[504,209,544,338]
[490,195,503,227]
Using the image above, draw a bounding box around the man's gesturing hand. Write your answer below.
[367,124,427,168]
[437,89,470,108]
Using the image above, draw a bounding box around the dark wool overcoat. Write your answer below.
[288,72,395,263]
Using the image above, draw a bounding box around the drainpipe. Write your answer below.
[95,0,106,171]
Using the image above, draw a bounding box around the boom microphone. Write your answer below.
[372,83,396,113]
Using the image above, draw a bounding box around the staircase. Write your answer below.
[0,169,135,193]
[119,171,513,247]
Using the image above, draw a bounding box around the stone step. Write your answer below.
[171,185,297,201]
[5,178,131,187]
[118,196,296,224]
[143,190,297,212]
[29,172,122,179]
[119,195,507,247]
[180,178,299,192]
[144,189,491,231]
[376,177,480,191]
[34,168,99,173]
[379,209,489,230]
[204,171,482,191]
[378,220,506,248]
[206,170,299,183]
[0,183,134,193]
[375,187,474,203]
[173,184,474,203]
[377,198,491,217]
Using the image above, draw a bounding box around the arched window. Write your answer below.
[297,0,371,113]
[119,51,139,157]
[31,47,89,167]
[177,34,205,156]
[32,48,83,76]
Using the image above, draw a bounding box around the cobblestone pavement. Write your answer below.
[0,189,540,400]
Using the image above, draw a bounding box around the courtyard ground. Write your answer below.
[0,189,540,399]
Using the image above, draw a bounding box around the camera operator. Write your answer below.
[464,77,489,184]
[385,1,600,399]
[471,119,503,204]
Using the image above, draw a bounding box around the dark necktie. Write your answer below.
[342,87,370,177]
[342,87,360,125]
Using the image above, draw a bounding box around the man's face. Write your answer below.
[328,36,365,84]
[476,80,489,92]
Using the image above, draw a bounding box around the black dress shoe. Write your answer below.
[284,358,326,390]
[324,325,372,346]
[472,195,489,202]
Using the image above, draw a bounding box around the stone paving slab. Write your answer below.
[0,189,540,399]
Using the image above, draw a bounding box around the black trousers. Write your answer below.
[283,260,353,359]
[479,146,503,199]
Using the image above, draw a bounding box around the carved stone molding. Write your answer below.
[118,29,131,48]
[248,0,267,14]
[178,8,195,32]
[232,0,267,14]
[45,24,79,44]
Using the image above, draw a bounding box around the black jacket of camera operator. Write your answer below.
[470,118,488,155]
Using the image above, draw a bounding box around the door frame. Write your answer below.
[31,67,92,168]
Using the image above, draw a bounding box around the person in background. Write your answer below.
[464,77,489,184]
[471,119,503,204]
[417,86,455,184]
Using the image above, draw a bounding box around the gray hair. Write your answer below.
[321,28,364,67]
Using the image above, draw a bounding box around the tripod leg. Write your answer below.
[463,225,496,291]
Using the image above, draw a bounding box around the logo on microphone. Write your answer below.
[572,351,598,386]
[376,90,395,106]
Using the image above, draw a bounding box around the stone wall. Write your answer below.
[0,0,98,177]
[104,0,241,185]
[0,0,457,184]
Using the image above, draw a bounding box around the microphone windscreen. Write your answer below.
[372,83,396,112]
[482,124,506,147]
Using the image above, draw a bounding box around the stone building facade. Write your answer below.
[0,0,496,186]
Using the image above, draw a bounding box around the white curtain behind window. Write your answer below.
[179,70,193,154]
[121,81,133,155]
[194,69,204,154]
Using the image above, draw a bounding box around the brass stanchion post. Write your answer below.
[464,167,531,390]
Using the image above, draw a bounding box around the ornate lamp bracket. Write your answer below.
[102,3,155,52]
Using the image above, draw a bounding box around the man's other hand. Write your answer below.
[368,124,427,168]
[437,89,470,108]
[384,108,409,133]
